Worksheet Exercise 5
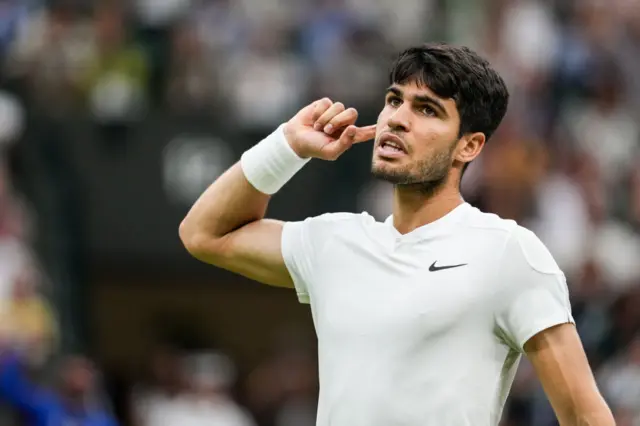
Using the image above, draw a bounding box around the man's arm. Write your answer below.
[179,163,292,287]
[179,99,374,287]
[494,226,615,425]
[525,324,615,426]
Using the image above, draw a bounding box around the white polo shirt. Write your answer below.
[281,203,574,426]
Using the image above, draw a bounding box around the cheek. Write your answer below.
[376,107,391,129]
[412,122,457,152]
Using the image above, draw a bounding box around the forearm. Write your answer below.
[179,162,270,247]
[179,125,308,272]
[557,397,615,426]
[564,410,615,426]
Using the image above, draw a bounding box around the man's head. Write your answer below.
[59,355,96,398]
[372,43,509,192]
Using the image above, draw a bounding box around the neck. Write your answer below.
[391,181,464,234]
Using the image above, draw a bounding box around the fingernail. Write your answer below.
[324,124,333,134]
[314,123,322,131]
[348,128,356,137]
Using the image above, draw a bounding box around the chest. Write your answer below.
[311,237,499,342]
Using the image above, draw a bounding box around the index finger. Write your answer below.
[353,125,376,143]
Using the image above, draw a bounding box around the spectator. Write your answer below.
[0,261,57,366]
[165,23,218,113]
[246,328,317,426]
[597,335,640,424]
[130,344,185,426]
[133,347,254,426]
[82,3,148,132]
[5,4,92,116]
[0,352,117,426]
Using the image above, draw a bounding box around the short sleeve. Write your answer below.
[281,213,353,304]
[495,226,575,353]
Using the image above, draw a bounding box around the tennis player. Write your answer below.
[179,43,614,426]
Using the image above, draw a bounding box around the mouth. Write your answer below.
[376,133,408,158]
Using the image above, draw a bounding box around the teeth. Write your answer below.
[383,141,401,150]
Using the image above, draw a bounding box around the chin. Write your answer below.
[372,155,405,169]
[371,161,410,184]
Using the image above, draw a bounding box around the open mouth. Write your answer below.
[380,140,404,153]
[377,133,407,158]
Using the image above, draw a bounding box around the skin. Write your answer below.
[179,81,615,426]
[370,82,484,233]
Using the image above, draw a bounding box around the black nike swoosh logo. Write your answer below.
[429,261,468,272]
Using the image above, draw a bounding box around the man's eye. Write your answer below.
[420,105,436,116]
[387,97,401,107]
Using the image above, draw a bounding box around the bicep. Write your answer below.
[525,323,613,425]
[203,219,294,288]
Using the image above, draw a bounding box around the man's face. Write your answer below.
[371,81,462,189]
[62,357,95,396]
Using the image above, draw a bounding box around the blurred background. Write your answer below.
[0,0,639,425]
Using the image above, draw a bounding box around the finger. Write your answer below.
[321,108,358,135]
[314,102,345,131]
[322,125,357,160]
[311,98,332,122]
[353,125,377,143]
[294,102,319,123]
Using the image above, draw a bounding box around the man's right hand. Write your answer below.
[284,98,376,160]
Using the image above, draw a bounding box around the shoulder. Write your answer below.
[465,205,519,234]
[303,211,368,224]
[459,206,518,253]
[506,224,561,275]
[287,212,371,235]
[464,206,560,274]
[281,212,371,259]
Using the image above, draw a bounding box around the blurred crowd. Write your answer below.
[0,0,638,425]
[125,328,318,426]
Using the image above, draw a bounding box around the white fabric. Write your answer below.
[281,203,574,426]
[135,0,191,26]
[136,391,255,426]
[241,124,310,195]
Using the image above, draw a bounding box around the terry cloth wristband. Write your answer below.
[240,124,311,194]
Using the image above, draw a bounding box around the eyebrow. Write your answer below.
[385,86,449,118]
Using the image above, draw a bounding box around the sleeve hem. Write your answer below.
[281,221,312,303]
[296,292,311,304]
[517,313,576,353]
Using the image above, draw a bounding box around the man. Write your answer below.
[179,43,614,425]
[0,352,117,426]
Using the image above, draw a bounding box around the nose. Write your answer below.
[387,104,411,132]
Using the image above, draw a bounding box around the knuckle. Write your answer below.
[334,102,345,111]
[329,116,343,125]
[347,107,358,118]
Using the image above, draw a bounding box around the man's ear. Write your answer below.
[456,132,486,165]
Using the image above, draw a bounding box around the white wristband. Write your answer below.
[240,124,311,195]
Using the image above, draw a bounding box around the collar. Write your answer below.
[384,202,471,242]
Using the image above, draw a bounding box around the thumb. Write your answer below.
[353,125,376,143]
